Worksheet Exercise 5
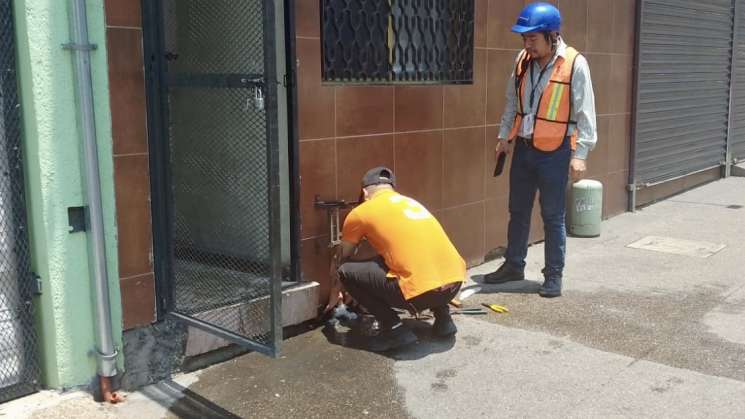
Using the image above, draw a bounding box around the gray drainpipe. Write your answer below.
[66,0,118,378]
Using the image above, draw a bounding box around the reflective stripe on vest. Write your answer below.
[508,47,580,152]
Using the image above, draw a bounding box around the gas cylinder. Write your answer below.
[569,179,603,237]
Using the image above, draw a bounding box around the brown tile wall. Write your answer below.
[105,0,639,322]
[296,0,637,300]
[105,0,156,330]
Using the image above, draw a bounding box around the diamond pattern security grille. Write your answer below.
[0,0,40,403]
[322,0,475,84]
[160,0,280,350]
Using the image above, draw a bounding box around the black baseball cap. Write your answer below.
[361,166,396,188]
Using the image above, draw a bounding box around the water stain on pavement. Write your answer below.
[651,377,684,393]
[462,335,482,347]
[467,287,745,382]
[168,329,411,419]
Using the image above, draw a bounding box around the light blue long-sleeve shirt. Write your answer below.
[498,39,598,160]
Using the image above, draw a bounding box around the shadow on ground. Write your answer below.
[140,379,241,419]
[321,316,456,361]
[467,276,543,294]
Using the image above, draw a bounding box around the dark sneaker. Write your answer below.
[432,312,457,337]
[484,262,525,284]
[538,277,562,298]
[368,324,417,352]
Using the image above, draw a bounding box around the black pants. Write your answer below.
[338,257,461,330]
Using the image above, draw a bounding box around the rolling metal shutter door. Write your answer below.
[731,0,745,162]
[635,0,734,185]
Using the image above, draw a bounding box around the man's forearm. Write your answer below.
[571,56,597,160]
[499,85,518,139]
[324,246,345,312]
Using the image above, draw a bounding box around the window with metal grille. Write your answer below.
[321,0,475,84]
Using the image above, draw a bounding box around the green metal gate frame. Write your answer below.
[142,0,284,357]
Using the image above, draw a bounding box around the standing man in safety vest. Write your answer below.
[485,2,597,298]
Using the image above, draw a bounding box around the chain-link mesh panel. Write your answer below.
[322,0,475,83]
[162,0,277,347]
[163,0,265,76]
[0,0,40,403]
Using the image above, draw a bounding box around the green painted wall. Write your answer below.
[13,0,123,388]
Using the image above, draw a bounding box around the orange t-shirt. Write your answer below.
[341,190,466,300]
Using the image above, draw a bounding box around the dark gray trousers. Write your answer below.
[338,257,461,330]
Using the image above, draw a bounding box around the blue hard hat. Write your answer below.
[512,2,561,33]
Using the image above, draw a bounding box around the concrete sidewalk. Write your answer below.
[3,177,745,418]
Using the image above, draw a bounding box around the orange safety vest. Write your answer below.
[508,47,580,152]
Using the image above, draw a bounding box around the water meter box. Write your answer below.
[569,179,603,237]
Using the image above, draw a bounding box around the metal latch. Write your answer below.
[253,85,265,111]
[62,42,97,51]
[314,196,360,247]
[243,84,265,112]
[238,77,265,112]
[31,272,42,295]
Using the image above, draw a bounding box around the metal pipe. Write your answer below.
[725,0,740,178]
[628,0,644,213]
[67,0,117,378]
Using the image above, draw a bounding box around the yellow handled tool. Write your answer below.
[482,303,510,313]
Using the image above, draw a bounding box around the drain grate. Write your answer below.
[726,205,743,210]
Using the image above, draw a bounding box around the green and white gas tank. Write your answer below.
[569,179,603,237]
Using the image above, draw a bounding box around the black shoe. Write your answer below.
[484,262,525,284]
[538,277,562,298]
[432,308,457,337]
[368,324,417,352]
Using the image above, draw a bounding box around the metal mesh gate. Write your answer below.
[152,0,282,356]
[0,0,40,402]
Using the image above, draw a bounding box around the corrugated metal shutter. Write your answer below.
[635,0,734,184]
[731,0,745,162]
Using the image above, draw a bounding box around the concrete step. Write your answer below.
[732,162,745,177]
[184,281,319,357]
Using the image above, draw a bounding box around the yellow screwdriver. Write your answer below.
[482,303,510,313]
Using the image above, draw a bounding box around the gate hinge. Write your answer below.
[31,272,42,295]
[283,72,293,88]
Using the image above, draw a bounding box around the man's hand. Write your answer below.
[495,138,515,159]
[570,158,587,182]
[324,285,343,314]
[350,240,378,261]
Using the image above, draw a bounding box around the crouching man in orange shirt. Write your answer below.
[325,167,466,352]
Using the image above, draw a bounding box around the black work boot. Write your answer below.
[483,262,525,284]
[368,323,417,352]
[431,306,457,337]
[538,277,562,298]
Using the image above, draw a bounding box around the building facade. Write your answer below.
[3,0,744,399]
